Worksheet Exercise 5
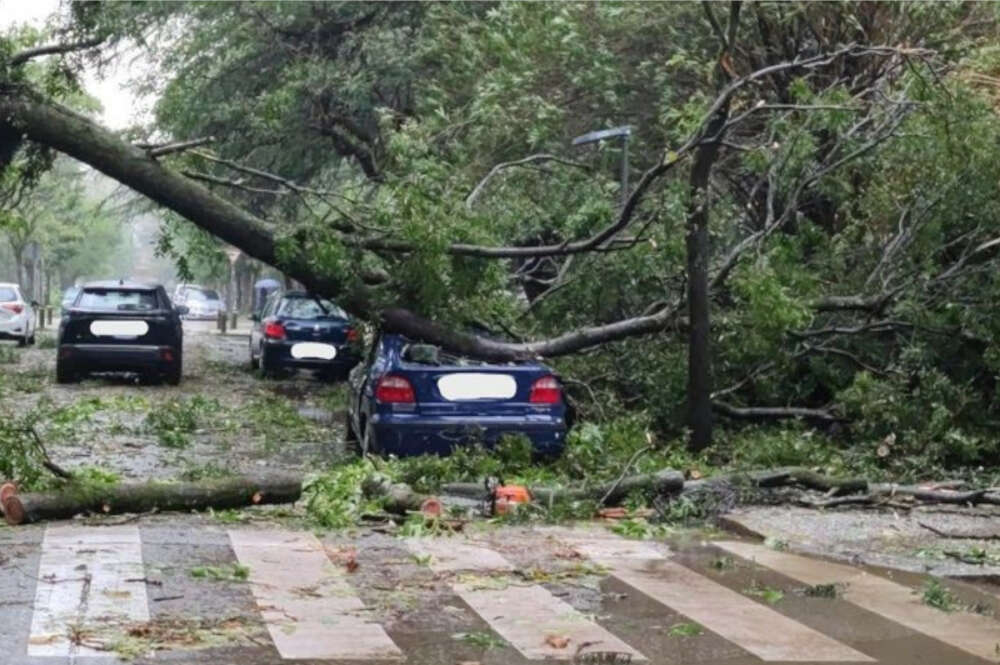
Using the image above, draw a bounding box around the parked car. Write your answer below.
[173,284,225,320]
[346,333,570,458]
[56,280,186,384]
[249,290,360,380]
[61,286,81,311]
[0,283,36,347]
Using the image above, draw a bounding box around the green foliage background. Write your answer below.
[7,2,1000,481]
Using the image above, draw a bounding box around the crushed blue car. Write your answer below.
[347,333,570,457]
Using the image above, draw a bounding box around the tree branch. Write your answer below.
[9,38,105,67]
[465,153,591,208]
[811,291,899,313]
[712,401,844,423]
[141,137,215,157]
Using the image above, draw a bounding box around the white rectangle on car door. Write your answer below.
[437,373,517,400]
[90,320,149,337]
[290,342,337,360]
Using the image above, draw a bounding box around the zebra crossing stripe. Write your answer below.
[228,529,403,660]
[717,541,1000,663]
[407,537,647,661]
[28,525,149,657]
[568,536,874,662]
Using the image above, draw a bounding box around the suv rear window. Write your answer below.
[0,287,17,302]
[77,289,159,311]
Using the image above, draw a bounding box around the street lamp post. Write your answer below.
[572,125,633,210]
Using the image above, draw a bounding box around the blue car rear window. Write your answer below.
[279,297,347,320]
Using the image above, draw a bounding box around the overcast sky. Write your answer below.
[1,0,144,129]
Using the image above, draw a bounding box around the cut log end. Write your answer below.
[0,482,17,505]
[3,496,25,526]
[420,497,443,517]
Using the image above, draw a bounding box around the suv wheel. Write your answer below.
[55,359,78,384]
[166,353,182,386]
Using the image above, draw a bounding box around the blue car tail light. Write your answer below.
[529,375,562,404]
[375,374,416,403]
[264,321,286,340]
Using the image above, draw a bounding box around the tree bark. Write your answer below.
[1,474,302,525]
[686,1,741,451]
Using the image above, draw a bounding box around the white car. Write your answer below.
[173,285,226,320]
[0,283,36,346]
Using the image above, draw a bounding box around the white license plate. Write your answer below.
[90,320,149,337]
[437,373,517,400]
[290,342,337,360]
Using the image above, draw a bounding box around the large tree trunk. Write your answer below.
[11,244,24,288]
[686,142,718,451]
[685,1,741,451]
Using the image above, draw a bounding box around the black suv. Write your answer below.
[57,281,186,384]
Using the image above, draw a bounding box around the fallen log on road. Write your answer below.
[1,474,302,525]
[440,470,685,507]
[362,474,442,516]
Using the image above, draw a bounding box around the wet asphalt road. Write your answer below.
[3,325,1000,664]
[2,321,350,482]
[2,517,1000,665]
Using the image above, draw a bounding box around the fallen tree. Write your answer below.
[0,474,302,525]
[441,469,685,506]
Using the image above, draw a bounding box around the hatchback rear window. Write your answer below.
[77,289,159,311]
[0,287,17,302]
[278,297,347,320]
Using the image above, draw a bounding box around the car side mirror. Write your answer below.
[250,313,260,322]
[30,300,39,308]
[176,305,189,315]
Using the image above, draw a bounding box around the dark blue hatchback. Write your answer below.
[347,333,569,457]
[249,291,361,380]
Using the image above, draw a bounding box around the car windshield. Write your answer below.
[187,289,219,301]
[0,287,17,302]
[63,288,79,301]
[278,297,347,320]
[77,289,159,311]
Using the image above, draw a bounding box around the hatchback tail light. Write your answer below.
[1,303,23,315]
[529,375,562,404]
[346,327,359,342]
[263,321,286,340]
[375,374,416,403]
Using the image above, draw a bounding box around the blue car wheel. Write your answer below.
[361,423,381,456]
[260,344,281,378]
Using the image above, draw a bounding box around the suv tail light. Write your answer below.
[1,303,23,315]
[346,327,359,342]
[263,321,286,340]
[375,374,416,403]
[529,375,562,404]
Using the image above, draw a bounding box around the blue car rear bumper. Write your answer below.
[370,412,566,457]
[263,340,360,372]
